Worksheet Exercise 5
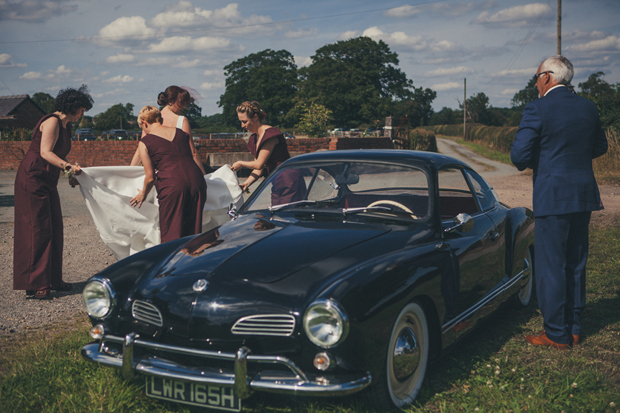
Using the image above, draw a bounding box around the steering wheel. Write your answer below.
[366,200,419,220]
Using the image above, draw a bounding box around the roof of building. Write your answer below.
[0,95,47,117]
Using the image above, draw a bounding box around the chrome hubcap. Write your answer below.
[392,327,420,381]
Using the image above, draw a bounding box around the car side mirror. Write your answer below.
[444,213,474,233]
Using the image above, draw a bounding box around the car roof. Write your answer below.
[282,149,472,173]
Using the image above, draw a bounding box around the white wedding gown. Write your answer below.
[75,165,243,260]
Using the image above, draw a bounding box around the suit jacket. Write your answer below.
[511,86,608,217]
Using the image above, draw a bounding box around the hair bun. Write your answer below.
[157,92,168,106]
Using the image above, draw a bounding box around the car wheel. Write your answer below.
[517,247,534,307]
[366,302,429,410]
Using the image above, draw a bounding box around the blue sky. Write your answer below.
[1,0,619,120]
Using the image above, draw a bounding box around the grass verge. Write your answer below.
[1,227,619,413]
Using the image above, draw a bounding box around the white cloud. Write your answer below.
[200,81,224,90]
[147,36,230,53]
[134,57,172,66]
[174,59,202,68]
[501,88,519,96]
[294,56,312,68]
[96,16,156,46]
[339,30,359,40]
[490,68,537,77]
[431,82,461,91]
[203,69,220,76]
[385,2,481,19]
[362,27,426,50]
[430,40,462,53]
[0,0,77,22]
[569,36,620,52]
[473,3,552,27]
[20,71,42,80]
[106,54,135,63]
[384,5,423,18]
[149,2,275,36]
[285,28,318,39]
[0,53,27,68]
[424,66,473,76]
[104,75,134,83]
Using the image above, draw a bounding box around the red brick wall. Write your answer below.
[0,137,391,170]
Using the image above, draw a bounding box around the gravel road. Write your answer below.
[1,140,618,336]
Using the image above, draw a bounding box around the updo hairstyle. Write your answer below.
[138,106,163,125]
[157,86,191,107]
[236,101,265,122]
[54,84,94,115]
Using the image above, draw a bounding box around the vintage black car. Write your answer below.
[81,150,534,411]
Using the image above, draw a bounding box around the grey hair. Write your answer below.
[540,55,574,85]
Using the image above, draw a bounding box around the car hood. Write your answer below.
[125,213,427,341]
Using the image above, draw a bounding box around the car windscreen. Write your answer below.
[242,161,430,220]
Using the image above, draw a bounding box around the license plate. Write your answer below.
[145,376,241,412]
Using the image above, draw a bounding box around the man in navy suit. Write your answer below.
[511,55,607,350]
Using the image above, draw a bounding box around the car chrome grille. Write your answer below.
[231,314,295,336]
[132,300,163,327]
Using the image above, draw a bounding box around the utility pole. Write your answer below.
[463,78,467,139]
[557,0,562,55]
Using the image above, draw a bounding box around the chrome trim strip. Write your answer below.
[442,264,530,333]
[81,337,371,397]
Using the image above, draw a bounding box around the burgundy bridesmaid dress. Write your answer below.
[141,129,207,243]
[13,114,71,291]
[247,127,306,206]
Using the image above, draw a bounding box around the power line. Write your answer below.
[0,1,444,45]
[503,0,553,71]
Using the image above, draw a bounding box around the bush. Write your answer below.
[1,128,33,141]
[410,129,438,152]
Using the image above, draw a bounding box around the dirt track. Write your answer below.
[0,139,618,335]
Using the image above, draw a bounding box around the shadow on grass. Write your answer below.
[414,299,539,405]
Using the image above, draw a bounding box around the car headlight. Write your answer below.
[303,299,349,348]
[83,277,115,319]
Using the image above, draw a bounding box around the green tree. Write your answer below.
[511,75,539,109]
[32,92,54,113]
[293,99,333,138]
[461,92,492,125]
[298,37,415,127]
[218,49,298,127]
[392,86,437,127]
[578,72,620,132]
[182,101,202,128]
[430,107,461,125]
[93,103,134,130]
[79,116,93,128]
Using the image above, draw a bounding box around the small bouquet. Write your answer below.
[62,162,79,187]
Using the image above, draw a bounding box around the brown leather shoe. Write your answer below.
[525,331,570,350]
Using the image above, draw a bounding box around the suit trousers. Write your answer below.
[534,211,591,344]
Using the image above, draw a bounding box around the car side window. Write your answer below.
[438,166,480,221]
[464,170,498,212]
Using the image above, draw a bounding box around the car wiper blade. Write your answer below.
[269,200,317,213]
[341,206,391,217]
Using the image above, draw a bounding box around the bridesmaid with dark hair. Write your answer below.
[130,106,207,243]
[13,85,93,299]
[131,85,205,174]
[231,101,306,206]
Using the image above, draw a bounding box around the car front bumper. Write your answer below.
[81,333,371,399]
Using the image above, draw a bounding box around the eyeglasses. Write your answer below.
[536,71,554,78]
